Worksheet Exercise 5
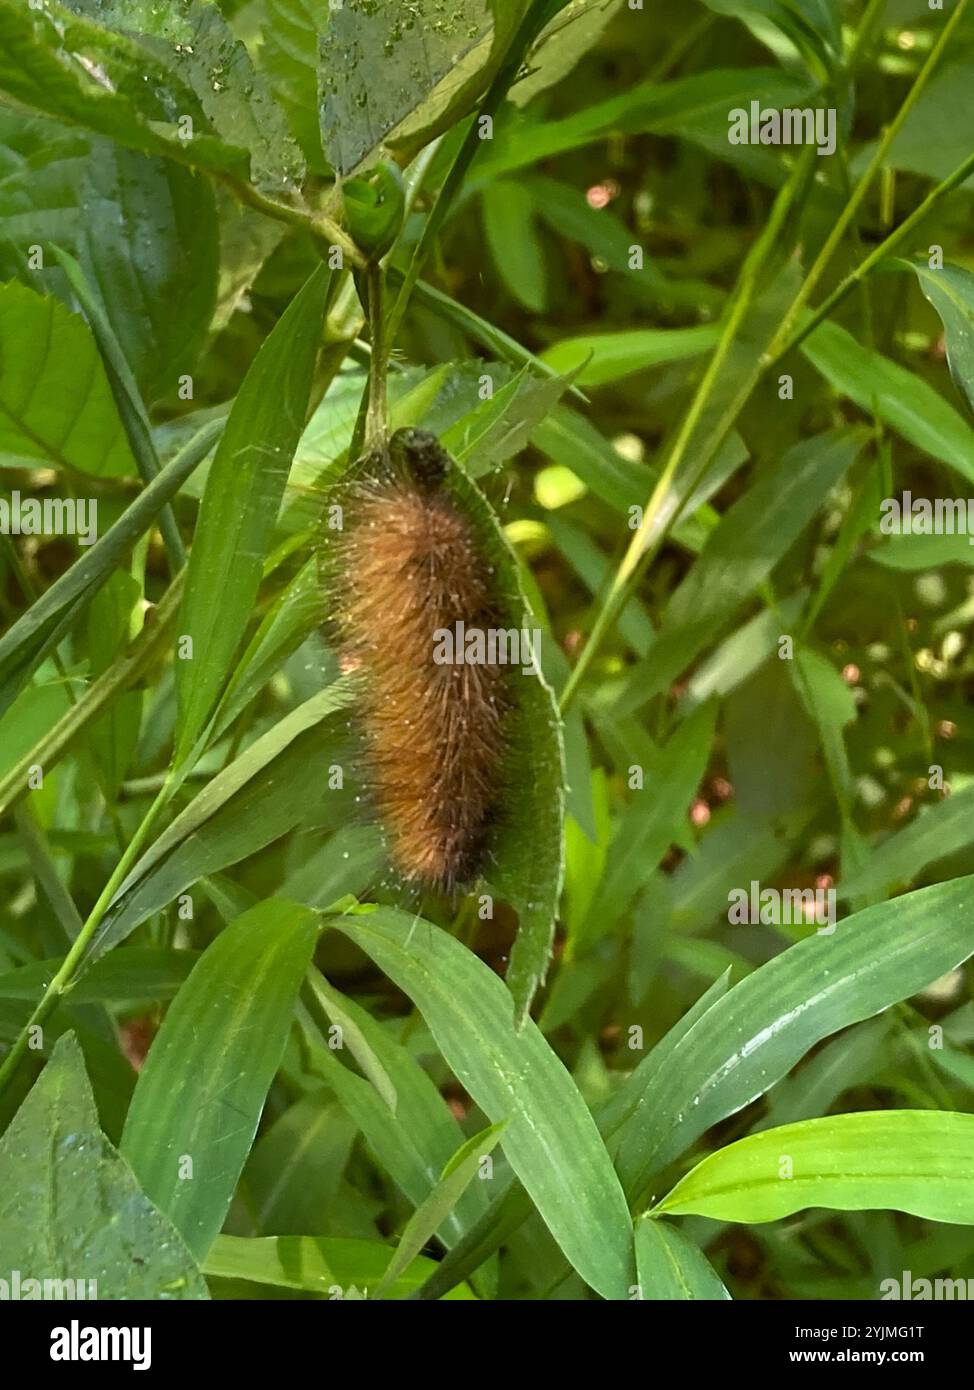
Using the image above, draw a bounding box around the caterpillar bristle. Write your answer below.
[325,429,513,892]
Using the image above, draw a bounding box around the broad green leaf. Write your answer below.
[209,556,321,741]
[175,264,331,762]
[802,319,974,485]
[0,419,220,720]
[330,906,635,1300]
[75,142,218,404]
[319,0,527,174]
[203,1234,475,1299]
[0,1034,207,1298]
[416,970,735,1302]
[634,1217,730,1300]
[609,875,974,1200]
[0,2,250,181]
[67,0,302,190]
[120,899,320,1260]
[541,325,719,387]
[753,1016,890,1134]
[887,258,974,417]
[375,1122,507,1299]
[259,0,330,170]
[655,1111,974,1224]
[0,280,134,476]
[91,680,357,957]
[442,367,580,478]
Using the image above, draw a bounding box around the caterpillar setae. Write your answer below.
[322,427,520,893]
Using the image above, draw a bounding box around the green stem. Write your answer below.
[559,144,817,713]
[765,0,971,362]
[385,0,564,347]
[0,772,178,1099]
[364,264,388,450]
[768,145,974,366]
[221,175,366,271]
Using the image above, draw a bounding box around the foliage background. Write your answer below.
[2,0,974,1301]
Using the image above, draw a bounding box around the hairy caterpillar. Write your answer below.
[323,428,519,892]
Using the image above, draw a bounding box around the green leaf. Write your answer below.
[582,700,717,939]
[120,899,320,1260]
[85,570,144,798]
[92,680,357,957]
[174,264,331,762]
[840,784,974,900]
[259,0,330,170]
[615,428,866,711]
[75,143,218,404]
[0,419,220,720]
[375,1121,507,1299]
[634,1217,730,1300]
[870,531,974,570]
[319,0,519,174]
[306,973,490,1247]
[330,906,635,1301]
[0,280,134,476]
[700,0,840,76]
[887,258,974,417]
[802,319,974,485]
[0,948,197,1005]
[608,874,974,1199]
[441,453,565,1022]
[482,181,547,313]
[0,2,250,181]
[541,325,719,387]
[243,1090,357,1234]
[511,0,625,107]
[0,1034,207,1298]
[655,1111,974,1224]
[202,1234,475,1298]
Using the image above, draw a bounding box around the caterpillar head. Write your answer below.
[391,427,450,492]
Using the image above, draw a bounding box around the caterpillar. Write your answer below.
[323,427,517,893]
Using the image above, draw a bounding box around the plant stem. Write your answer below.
[765,0,971,362]
[768,145,974,365]
[559,145,817,713]
[221,174,366,270]
[0,773,178,1099]
[364,264,388,449]
[385,0,564,348]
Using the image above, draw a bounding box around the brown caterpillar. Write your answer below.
[325,428,514,892]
